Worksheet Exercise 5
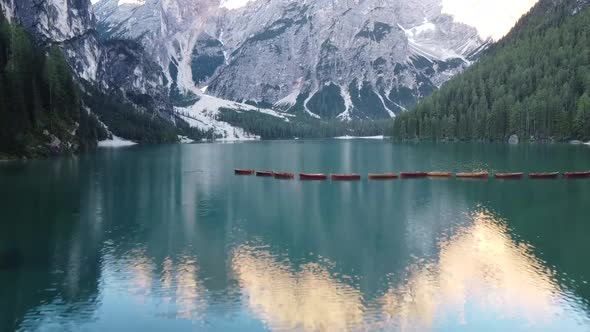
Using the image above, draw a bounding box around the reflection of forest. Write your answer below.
[0,158,102,331]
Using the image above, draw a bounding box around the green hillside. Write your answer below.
[393,0,590,142]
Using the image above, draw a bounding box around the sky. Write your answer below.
[442,0,539,39]
[218,0,540,40]
[95,0,540,40]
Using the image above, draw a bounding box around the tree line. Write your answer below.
[393,0,590,142]
[218,108,393,139]
[0,12,109,157]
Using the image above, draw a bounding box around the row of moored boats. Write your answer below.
[235,170,590,180]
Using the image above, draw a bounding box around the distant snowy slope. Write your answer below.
[174,94,294,140]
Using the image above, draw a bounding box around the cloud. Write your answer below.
[442,0,539,40]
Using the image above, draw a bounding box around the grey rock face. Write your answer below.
[95,0,491,120]
[1,0,101,82]
[94,0,221,98]
[1,0,172,113]
[0,0,94,42]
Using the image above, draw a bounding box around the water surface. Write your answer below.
[1,141,590,331]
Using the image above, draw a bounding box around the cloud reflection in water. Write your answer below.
[231,208,589,331]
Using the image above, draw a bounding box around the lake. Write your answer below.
[1,141,590,331]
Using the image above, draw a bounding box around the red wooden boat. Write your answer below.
[331,174,361,181]
[400,172,428,178]
[256,171,274,177]
[235,169,254,175]
[300,173,328,180]
[369,173,399,180]
[427,172,452,178]
[456,172,489,179]
[274,172,295,179]
[564,171,590,179]
[529,172,559,179]
[495,172,524,179]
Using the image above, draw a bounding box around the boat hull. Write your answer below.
[369,173,399,180]
[457,172,489,179]
[300,174,328,180]
[564,171,590,179]
[331,174,361,181]
[400,172,428,178]
[274,172,295,179]
[427,172,452,178]
[529,172,559,179]
[235,169,254,175]
[256,171,274,177]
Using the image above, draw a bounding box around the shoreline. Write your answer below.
[2,138,588,162]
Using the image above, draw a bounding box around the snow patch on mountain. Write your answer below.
[175,104,260,141]
[399,20,468,61]
[118,0,145,6]
[98,135,138,147]
[174,94,294,140]
[274,78,304,109]
[376,91,396,118]
[404,19,437,36]
[337,86,354,122]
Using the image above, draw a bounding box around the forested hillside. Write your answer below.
[0,12,108,157]
[393,0,590,142]
[218,110,392,139]
[0,12,195,158]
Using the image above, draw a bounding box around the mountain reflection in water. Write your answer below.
[231,208,589,331]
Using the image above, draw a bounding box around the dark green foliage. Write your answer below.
[416,73,435,97]
[191,54,224,85]
[0,14,104,157]
[191,37,225,85]
[435,58,465,72]
[77,109,109,151]
[249,19,294,42]
[244,100,275,109]
[393,0,590,142]
[81,84,179,144]
[356,22,392,42]
[306,83,345,118]
[389,86,417,109]
[348,80,390,119]
[411,56,433,70]
[217,109,392,139]
[0,15,181,157]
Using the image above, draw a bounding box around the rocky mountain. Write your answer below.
[95,0,491,121]
[0,0,167,97]
[0,0,221,148]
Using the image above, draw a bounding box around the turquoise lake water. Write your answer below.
[1,141,590,331]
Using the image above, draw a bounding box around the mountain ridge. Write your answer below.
[95,0,492,121]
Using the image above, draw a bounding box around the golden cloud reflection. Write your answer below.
[121,251,206,321]
[381,209,565,330]
[232,209,576,331]
[232,246,365,331]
